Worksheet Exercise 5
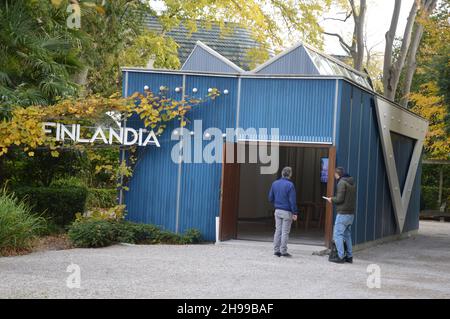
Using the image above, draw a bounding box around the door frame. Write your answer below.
[218,143,240,241]
[218,142,336,247]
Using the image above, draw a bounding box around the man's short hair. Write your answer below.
[282,167,292,178]
[335,167,345,177]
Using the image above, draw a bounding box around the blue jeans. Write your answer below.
[333,214,354,259]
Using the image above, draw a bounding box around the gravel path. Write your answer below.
[1,221,449,299]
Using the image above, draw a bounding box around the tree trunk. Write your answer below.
[384,0,419,101]
[323,0,367,71]
[400,0,438,107]
[353,0,367,71]
[383,0,401,99]
[400,24,424,107]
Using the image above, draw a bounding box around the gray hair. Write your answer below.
[335,167,345,177]
[282,167,292,178]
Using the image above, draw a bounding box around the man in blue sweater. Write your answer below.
[268,167,299,257]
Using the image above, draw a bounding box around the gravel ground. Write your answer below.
[0,221,449,299]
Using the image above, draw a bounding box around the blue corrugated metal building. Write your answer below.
[121,41,428,248]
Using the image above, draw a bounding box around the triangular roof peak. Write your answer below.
[252,41,370,82]
[251,42,306,73]
[181,40,245,73]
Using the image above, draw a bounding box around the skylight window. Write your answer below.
[304,46,372,90]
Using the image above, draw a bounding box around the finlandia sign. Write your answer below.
[42,122,160,147]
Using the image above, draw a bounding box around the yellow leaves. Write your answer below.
[95,164,114,174]
[50,0,62,7]
[0,89,215,158]
[411,79,450,160]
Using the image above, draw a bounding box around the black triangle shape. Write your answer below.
[390,131,416,194]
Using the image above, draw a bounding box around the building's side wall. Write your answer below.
[238,78,336,143]
[123,71,184,232]
[336,81,421,245]
[123,71,238,240]
[178,75,239,239]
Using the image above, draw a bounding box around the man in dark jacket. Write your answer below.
[324,167,356,263]
[268,167,299,257]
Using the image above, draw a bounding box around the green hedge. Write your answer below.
[86,188,117,209]
[14,186,88,226]
[68,219,202,248]
[421,186,450,210]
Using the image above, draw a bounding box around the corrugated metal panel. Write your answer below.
[182,45,242,73]
[391,132,415,193]
[255,45,319,75]
[124,71,183,232]
[124,131,180,232]
[336,81,420,245]
[238,78,335,143]
[178,152,223,241]
[124,71,183,98]
[177,75,238,240]
[404,161,421,232]
[184,75,238,130]
[124,72,239,240]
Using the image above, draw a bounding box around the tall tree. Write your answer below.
[0,0,82,109]
[383,0,437,102]
[400,0,447,107]
[408,0,450,157]
[72,0,331,96]
[323,0,367,71]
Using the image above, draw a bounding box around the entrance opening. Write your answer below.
[219,142,335,246]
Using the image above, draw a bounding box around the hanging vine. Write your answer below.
[0,88,221,192]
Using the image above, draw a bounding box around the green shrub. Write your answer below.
[67,219,202,248]
[14,186,88,226]
[86,188,117,209]
[117,222,160,244]
[182,228,202,244]
[50,177,87,188]
[68,219,118,248]
[0,189,46,254]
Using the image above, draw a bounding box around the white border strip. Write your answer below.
[237,139,332,145]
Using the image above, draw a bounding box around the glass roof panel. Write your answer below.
[305,46,372,89]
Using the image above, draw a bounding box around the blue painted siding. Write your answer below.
[124,71,184,99]
[239,78,335,143]
[336,81,421,244]
[182,46,241,73]
[124,71,183,232]
[177,75,239,240]
[179,151,223,241]
[404,162,421,232]
[391,132,415,193]
[122,70,422,245]
[124,132,180,232]
[184,75,238,131]
[255,46,319,75]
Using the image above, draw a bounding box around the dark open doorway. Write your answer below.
[219,142,335,247]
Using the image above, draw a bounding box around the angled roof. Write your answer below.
[252,42,373,90]
[144,16,266,70]
[182,41,244,73]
